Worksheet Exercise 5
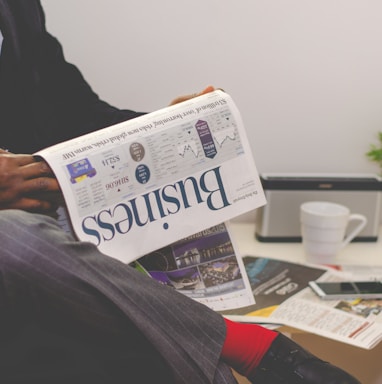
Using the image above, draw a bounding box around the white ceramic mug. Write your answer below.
[300,201,367,264]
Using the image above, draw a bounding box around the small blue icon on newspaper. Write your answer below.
[135,164,150,184]
[67,158,97,184]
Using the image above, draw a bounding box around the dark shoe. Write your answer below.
[250,333,361,384]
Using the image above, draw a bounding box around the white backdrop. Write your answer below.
[41,0,382,176]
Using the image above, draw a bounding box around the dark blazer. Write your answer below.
[0,2,158,381]
[0,0,144,153]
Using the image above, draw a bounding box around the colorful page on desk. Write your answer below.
[221,256,326,318]
[223,256,382,349]
[134,221,255,312]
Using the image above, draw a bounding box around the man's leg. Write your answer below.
[0,210,359,384]
[0,210,236,383]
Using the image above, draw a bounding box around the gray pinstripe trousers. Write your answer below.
[0,210,238,383]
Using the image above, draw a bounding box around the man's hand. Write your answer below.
[0,150,62,213]
[169,85,219,105]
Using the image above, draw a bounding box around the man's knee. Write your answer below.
[0,209,37,230]
[0,210,69,279]
[0,209,59,240]
[0,209,30,232]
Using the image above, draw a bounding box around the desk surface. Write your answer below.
[230,220,382,266]
[229,220,382,384]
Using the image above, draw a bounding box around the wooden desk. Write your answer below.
[229,220,382,384]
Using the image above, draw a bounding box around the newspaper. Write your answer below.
[222,256,382,349]
[134,221,255,312]
[36,91,266,264]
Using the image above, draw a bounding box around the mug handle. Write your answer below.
[341,214,367,248]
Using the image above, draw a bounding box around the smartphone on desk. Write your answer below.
[308,280,382,300]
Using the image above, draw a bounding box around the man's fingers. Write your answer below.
[169,85,219,106]
[0,152,36,166]
[22,176,60,194]
[0,196,58,213]
[0,152,53,175]
[198,85,216,96]
[21,159,55,179]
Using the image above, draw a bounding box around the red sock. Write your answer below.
[221,318,278,377]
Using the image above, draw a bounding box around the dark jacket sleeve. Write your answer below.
[30,32,146,142]
[0,0,146,152]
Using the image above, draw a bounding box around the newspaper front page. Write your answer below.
[37,90,266,264]
[223,256,382,349]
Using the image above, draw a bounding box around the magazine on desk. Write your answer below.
[222,255,382,350]
[134,221,255,312]
[36,90,266,264]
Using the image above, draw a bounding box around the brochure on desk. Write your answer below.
[36,91,266,264]
[222,256,382,350]
[133,221,255,312]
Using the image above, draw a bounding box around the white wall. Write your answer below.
[41,0,382,176]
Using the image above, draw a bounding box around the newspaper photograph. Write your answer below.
[223,256,382,349]
[134,222,255,312]
[36,91,266,263]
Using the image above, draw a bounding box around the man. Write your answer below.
[0,1,361,383]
